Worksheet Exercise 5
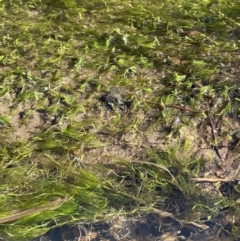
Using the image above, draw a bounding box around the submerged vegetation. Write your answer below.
[0,0,240,240]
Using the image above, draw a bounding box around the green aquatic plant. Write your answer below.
[0,0,240,240]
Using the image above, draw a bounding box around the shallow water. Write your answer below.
[1,0,240,240]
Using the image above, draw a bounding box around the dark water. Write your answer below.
[29,209,239,241]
